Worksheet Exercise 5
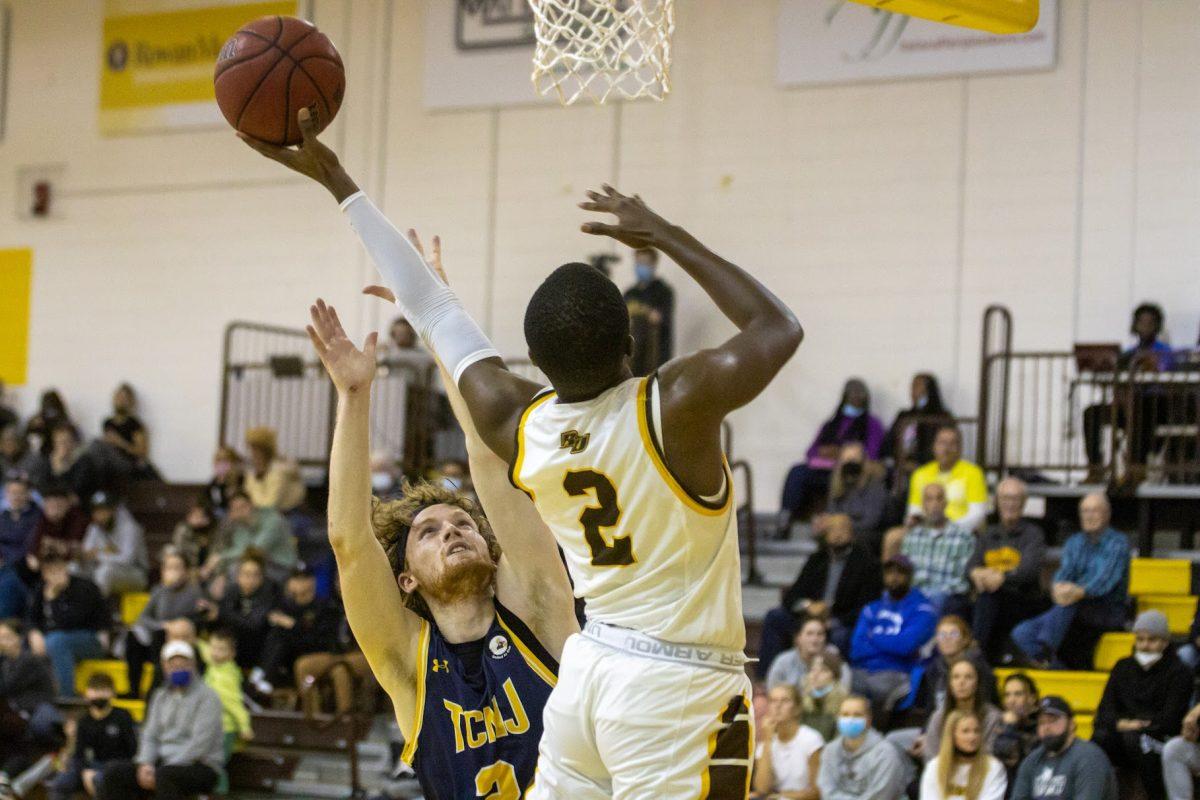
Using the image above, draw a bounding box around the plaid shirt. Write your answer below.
[901,520,975,596]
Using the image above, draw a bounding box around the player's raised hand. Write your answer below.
[307,298,378,395]
[239,106,359,202]
[363,230,448,305]
[579,184,669,249]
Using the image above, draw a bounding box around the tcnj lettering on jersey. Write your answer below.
[443,677,530,753]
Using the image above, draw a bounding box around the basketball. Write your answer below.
[214,15,344,146]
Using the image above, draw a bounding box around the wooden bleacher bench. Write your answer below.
[123,481,207,561]
[227,710,373,793]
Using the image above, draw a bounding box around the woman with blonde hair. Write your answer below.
[753,683,824,799]
[919,709,1006,800]
[243,427,306,513]
[799,651,848,741]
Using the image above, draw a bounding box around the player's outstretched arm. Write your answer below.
[241,109,537,463]
[307,299,423,741]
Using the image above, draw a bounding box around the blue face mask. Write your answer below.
[168,669,193,689]
[837,716,868,739]
[841,403,864,418]
[810,684,833,698]
[634,263,655,283]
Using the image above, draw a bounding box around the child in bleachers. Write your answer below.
[201,628,252,755]
[124,548,204,698]
[49,673,136,800]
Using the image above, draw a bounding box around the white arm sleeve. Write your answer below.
[341,191,500,383]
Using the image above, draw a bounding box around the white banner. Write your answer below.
[777,0,1058,87]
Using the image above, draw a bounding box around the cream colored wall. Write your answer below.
[3,0,1198,506]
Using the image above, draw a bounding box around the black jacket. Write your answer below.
[272,596,342,652]
[1095,651,1192,741]
[215,581,279,638]
[24,575,107,634]
[73,706,137,769]
[781,541,881,628]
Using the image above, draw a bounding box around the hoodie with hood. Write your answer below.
[816,728,907,800]
[850,586,937,675]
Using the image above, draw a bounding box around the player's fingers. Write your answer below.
[581,222,617,236]
[601,183,620,197]
[238,134,294,166]
[328,304,348,338]
[362,285,397,304]
[313,298,335,339]
[298,105,319,147]
[578,201,606,211]
[431,236,448,284]
[305,325,328,357]
[405,228,425,259]
[363,331,379,356]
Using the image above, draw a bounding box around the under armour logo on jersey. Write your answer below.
[560,430,590,454]
[431,659,449,673]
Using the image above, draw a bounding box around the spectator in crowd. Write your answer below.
[905,426,988,533]
[94,383,157,481]
[49,673,137,800]
[968,478,1047,661]
[24,391,71,455]
[0,617,62,783]
[1011,493,1129,670]
[816,694,907,800]
[826,443,891,552]
[205,446,243,513]
[1082,302,1177,483]
[895,483,976,617]
[780,379,886,529]
[200,551,277,669]
[242,427,306,515]
[33,424,100,504]
[248,565,339,699]
[369,451,402,498]
[883,373,955,475]
[0,476,38,618]
[31,484,88,562]
[767,616,854,693]
[1162,701,1200,800]
[622,246,674,373]
[911,616,998,721]
[293,613,371,718]
[78,491,148,597]
[850,555,937,724]
[125,549,204,699]
[799,651,849,742]
[203,492,295,585]
[0,384,15,434]
[95,641,224,800]
[993,673,1040,790]
[759,513,881,672]
[170,501,217,574]
[387,316,418,352]
[1092,610,1191,799]
[0,428,40,483]
[752,683,824,800]
[200,629,252,754]
[910,659,1003,768]
[920,709,1008,800]
[1010,696,1118,800]
[22,553,108,697]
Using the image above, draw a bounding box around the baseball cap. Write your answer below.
[1038,695,1073,719]
[883,554,914,573]
[160,640,196,663]
[89,490,116,509]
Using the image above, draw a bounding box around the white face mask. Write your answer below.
[371,472,394,492]
[1134,650,1162,668]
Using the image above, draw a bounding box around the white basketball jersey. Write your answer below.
[512,375,745,650]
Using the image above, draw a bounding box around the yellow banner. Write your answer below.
[99,0,297,135]
[0,249,32,386]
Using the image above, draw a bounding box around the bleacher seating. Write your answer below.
[75,658,153,698]
[121,591,151,625]
[1093,632,1135,671]
[1137,594,1198,635]
[995,668,1108,715]
[1129,557,1192,596]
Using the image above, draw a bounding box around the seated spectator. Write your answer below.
[968,478,1047,661]
[91,384,157,482]
[78,491,148,597]
[894,483,975,617]
[752,684,824,800]
[369,451,402,498]
[827,443,890,552]
[912,659,1002,767]
[760,513,880,674]
[850,555,937,724]
[1010,696,1118,800]
[248,565,340,699]
[205,446,244,513]
[203,492,295,585]
[199,551,278,669]
[243,428,305,514]
[780,379,886,529]
[0,427,40,483]
[1162,702,1200,799]
[23,391,71,455]
[816,694,907,800]
[0,384,15,435]
[904,426,988,535]
[1092,610,1191,799]
[31,484,88,562]
[125,549,204,698]
[0,476,38,618]
[799,651,849,741]
[22,553,108,697]
[95,641,224,800]
[767,616,853,693]
[883,372,955,476]
[1011,493,1129,669]
[200,630,253,755]
[49,673,137,800]
[0,618,62,781]
[1082,303,1176,484]
[920,709,1008,800]
[911,615,998,720]
[32,424,100,504]
[170,501,218,576]
[293,612,371,718]
[992,673,1040,789]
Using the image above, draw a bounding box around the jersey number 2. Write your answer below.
[475,760,519,799]
[563,470,635,566]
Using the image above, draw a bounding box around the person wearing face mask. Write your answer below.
[920,710,1008,800]
[752,684,825,800]
[827,442,891,553]
[622,246,675,374]
[883,373,955,478]
[369,451,402,498]
[779,379,886,533]
[799,652,849,741]
[49,673,137,800]
[1011,696,1117,800]
[169,501,217,574]
[95,641,224,800]
[816,694,906,800]
[204,446,243,512]
[1092,610,1191,799]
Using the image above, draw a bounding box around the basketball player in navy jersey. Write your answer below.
[306,242,577,798]
[246,109,801,798]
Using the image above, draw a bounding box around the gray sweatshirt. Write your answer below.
[133,582,205,640]
[82,506,148,570]
[136,679,225,771]
[817,728,907,800]
[1010,739,1118,800]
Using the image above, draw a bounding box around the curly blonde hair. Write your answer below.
[371,481,501,620]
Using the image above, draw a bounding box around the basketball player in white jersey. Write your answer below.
[244,108,803,798]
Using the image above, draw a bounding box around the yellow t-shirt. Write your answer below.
[908,459,988,521]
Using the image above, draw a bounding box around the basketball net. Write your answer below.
[527,0,675,106]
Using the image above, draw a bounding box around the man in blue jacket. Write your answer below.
[849,554,937,724]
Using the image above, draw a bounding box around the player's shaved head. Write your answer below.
[524,262,633,397]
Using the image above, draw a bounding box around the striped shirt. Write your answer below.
[901,521,975,596]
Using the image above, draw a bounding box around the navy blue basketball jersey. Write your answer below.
[402,601,557,799]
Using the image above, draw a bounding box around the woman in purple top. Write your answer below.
[779,378,885,534]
